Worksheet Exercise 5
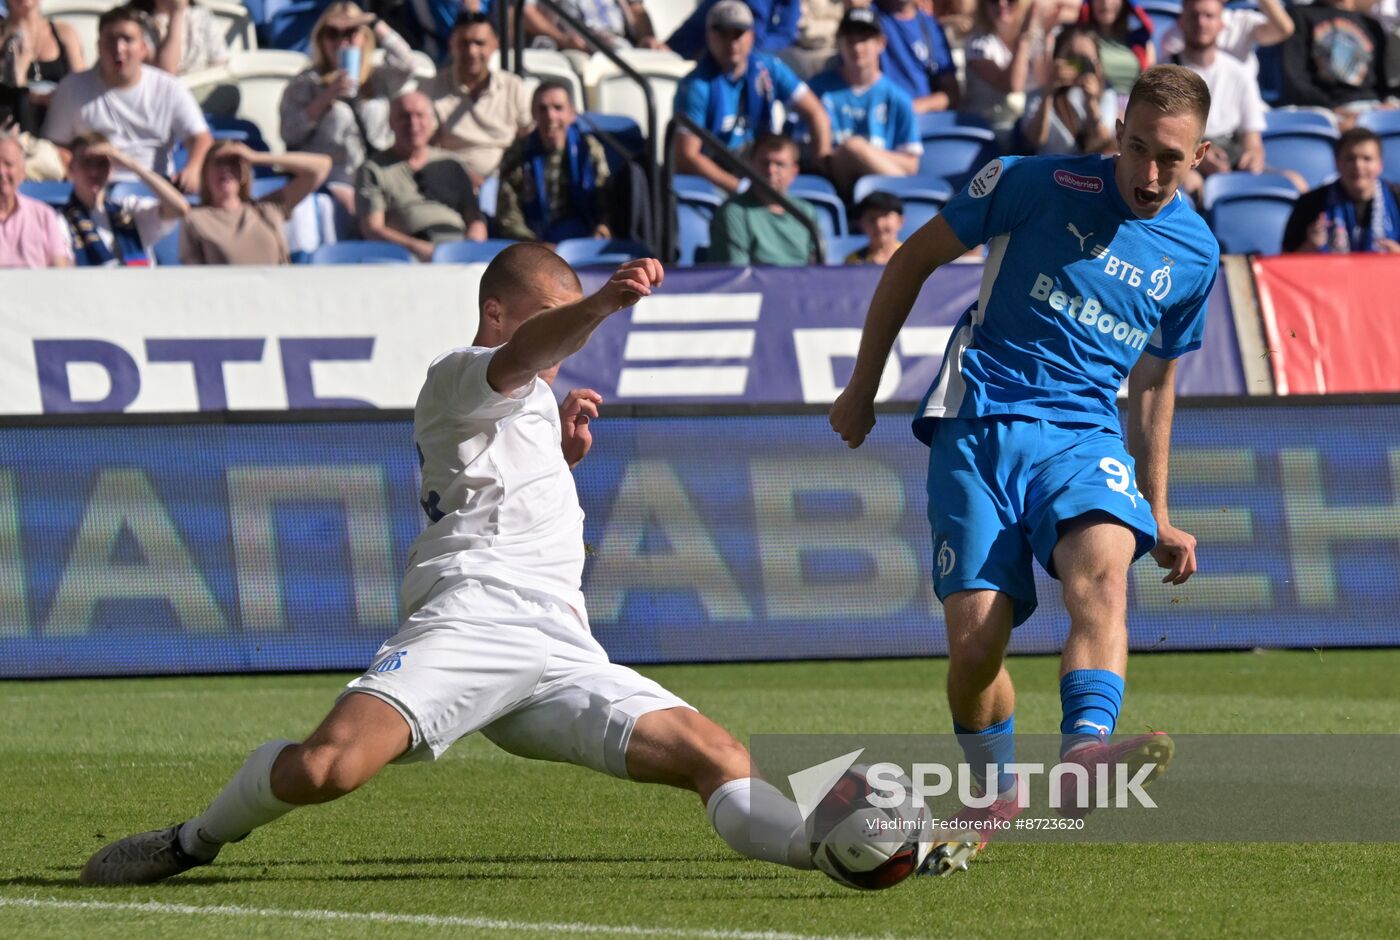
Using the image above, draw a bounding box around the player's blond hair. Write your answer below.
[1123,65,1212,135]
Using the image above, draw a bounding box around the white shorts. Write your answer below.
[343,579,691,778]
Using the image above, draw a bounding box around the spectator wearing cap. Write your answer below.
[1157,0,1293,79]
[873,0,960,114]
[0,134,72,267]
[672,0,830,194]
[278,2,418,215]
[708,133,820,265]
[41,4,211,194]
[425,12,533,186]
[357,91,486,264]
[668,0,802,60]
[496,80,615,244]
[809,9,922,193]
[1284,128,1400,253]
[846,190,903,264]
[62,130,189,266]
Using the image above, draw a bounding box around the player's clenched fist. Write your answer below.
[598,258,664,313]
[828,386,876,449]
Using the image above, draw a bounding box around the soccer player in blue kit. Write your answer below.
[829,65,1217,876]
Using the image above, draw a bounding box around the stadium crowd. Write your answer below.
[1,0,1398,268]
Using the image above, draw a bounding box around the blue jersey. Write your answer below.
[808,72,921,152]
[876,8,955,101]
[916,154,1218,441]
[674,53,807,152]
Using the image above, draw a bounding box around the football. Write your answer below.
[808,764,934,890]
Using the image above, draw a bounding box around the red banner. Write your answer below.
[1254,256,1400,394]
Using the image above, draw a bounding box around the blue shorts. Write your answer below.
[926,416,1157,627]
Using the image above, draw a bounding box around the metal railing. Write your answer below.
[663,113,825,265]
[506,0,663,249]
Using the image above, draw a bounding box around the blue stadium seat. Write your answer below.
[674,174,724,208]
[1263,127,1339,188]
[1200,172,1300,212]
[577,113,645,172]
[1255,42,1283,104]
[676,202,713,266]
[851,174,954,206]
[153,224,182,265]
[432,239,518,263]
[19,180,72,207]
[789,174,848,237]
[917,111,992,137]
[477,175,499,218]
[918,127,997,185]
[309,241,415,264]
[554,237,653,266]
[899,203,942,240]
[1265,109,1337,134]
[1358,110,1400,135]
[825,234,869,265]
[1209,191,1298,255]
[205,113,270,151]
[251,175,291,199]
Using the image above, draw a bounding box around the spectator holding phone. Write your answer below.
[1020,25,1117,155]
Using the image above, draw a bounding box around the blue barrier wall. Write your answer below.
[1,400,1396,678]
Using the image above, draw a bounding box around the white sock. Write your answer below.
[179,739,297,861]
[706,778,814,870]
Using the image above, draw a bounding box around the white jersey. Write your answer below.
[401,346,586,618]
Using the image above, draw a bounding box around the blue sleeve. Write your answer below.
[768,56,805,104]
[937,156,1037,249]
[889,89,919,149]
[674,75,709,128]
[1147,253,1218,359]
[666,0,715,59]
[755,0,802,52]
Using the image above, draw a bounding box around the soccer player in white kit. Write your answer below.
[81,246,818,886]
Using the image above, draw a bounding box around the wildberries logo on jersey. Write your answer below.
[1053,169,1104,193]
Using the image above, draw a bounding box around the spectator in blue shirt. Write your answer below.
[875,0,961,113]
[672,0,830,194]
[809,8,922,192]
[667,0,801,60]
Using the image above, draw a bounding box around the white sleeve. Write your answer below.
[1221,11,1267,62]
[40,75,80,144]
[166,77,210,139]
[1240,65,1268,134]
[428,347,535,420]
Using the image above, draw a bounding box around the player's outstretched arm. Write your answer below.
[488,259,664,395]
[1128,353,1197,585]
[828,215,969,448]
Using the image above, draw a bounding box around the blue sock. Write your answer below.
[953,715,1016,796]
[1059,669,1125,755]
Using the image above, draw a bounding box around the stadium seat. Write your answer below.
[577,113,646,168]
[918,127,997,185]
[432,239,518,263]
[309,241,415,264]
[205,114,271,152]
[789,175,848,238]
[554,237,653,266]
[478,175,499,218]
[1263,127,1340,189]
[917,111,992,137]
[1255,42,1283,104]
[489,49,585,111]
[825,234,869,265]
[1139,1,1182,57]
[152,223,182,265]
[205,0,259,53]
[584,49,692,161]
[250,175,292,199]
[674,174,724,208]
[1265,109,1337,134]
[675,201,713,265]
[1209,191,1298,255]
[1200,172,1300,212]
[1358,111,1400,172]
[19,180,73,207]
[183,49,312,151]
[851,174,954,206]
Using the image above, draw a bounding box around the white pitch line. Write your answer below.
[0,897,903,940]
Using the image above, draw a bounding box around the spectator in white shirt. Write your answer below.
[1158,0,1294,78]
[133,0,231,76]
[41,5,211,194]
[61,129,189,266]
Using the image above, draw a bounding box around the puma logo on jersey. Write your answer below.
[1067,222,1093,252]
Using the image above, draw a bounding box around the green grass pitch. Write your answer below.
[3,650,1399,939]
